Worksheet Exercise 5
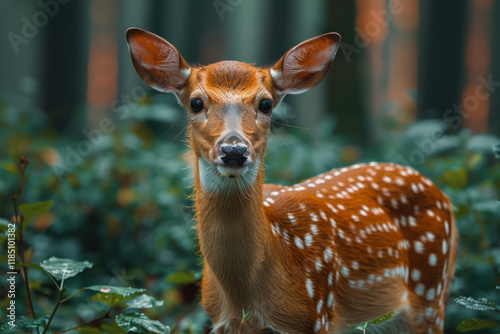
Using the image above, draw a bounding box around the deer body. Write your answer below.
[126,29,457,334]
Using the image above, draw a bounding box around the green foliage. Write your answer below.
[348,311,394,332]
[115,312,170,333]
[1,94,500,332]
[40,257,93,281]
[456,319,499,331]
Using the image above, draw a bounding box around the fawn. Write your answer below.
[126,28,458,334]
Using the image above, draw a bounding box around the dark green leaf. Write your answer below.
[348,311,394,330]
[457,319,499,331]
[86,285,146,297]
[127,294,164,309]
[166,271,201,284]
[40,257,93,280]
[92,292,129,307]
[19,201,53,217]
[115,312,170,333]
[455,296,499,311]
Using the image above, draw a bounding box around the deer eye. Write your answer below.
[258,99,273,114]
[190,98,204,113]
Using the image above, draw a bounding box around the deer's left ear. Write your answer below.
[270,33,341,95]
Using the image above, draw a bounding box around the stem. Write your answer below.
[43,287,64,334]
[58,308,112,333]
[59,287,87,303]
[14,157,37,333]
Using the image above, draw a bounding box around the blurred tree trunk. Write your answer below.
[41,1,89,131]
[327,0,367,144]
[417,0,467,121]
[490,1,500,135]
[287,0,328,131]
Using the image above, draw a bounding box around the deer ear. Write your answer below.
[270,33,341,95]
[126,27,191,93]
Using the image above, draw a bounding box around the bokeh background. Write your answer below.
[1,0,499,333]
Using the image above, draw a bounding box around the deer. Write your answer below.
[125,27,458,334]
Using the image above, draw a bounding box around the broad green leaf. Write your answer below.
[19,201,53,217]
[127,294,164,309]
[455,296,499,311]
[348,311,394,331]
[166,271,202,284]
[86,285,146,297]
[40,257,93,280]
[92,292,129,306]
[115,312,170,334]
[0,218,11,232]
[15,315,49,329]
[457,318,499,331]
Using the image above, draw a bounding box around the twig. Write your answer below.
[43,287,64,334]
[14,156,38,333]
[58,308,112,333]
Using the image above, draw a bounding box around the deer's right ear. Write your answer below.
[126,28,191,93]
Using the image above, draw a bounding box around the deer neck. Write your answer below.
[193,157,273,304]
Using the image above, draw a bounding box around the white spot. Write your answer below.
[305,233,313,247]
[436,201,442,209]
[360,209,368,216]
[310,224,318,235]
[327,292,334,307]
[263,201,270,207]
[316,260,323,271]
[328,272,333,285]
[442,240,448,254]
[411,183,418,193]
[315,319,321,331]
[317,299,323,313]
[408,216,417,227]
[415,283,425,295]
[414,241,424,254]
[444,221,449,235]
[426,288,436,301]
[412,269,421,281]
[294,236,304,249]
[429,253,437,266]
[330,218,337,228]
[383,176,391,183]
[288,213,296,224]
[427,232,435,242]
[337,204,345,210]
[319,211,327,220]
[418,183,425,191]
[351,215,359,222]
[310,213,319,222]
[437,283,442,295]
[324,248,333,262]
[391,199,398,209]
[306,279,314,298]
[341,266,350,277]
[427,209,435,217]
[352,261,359,270]
[371,182,379,189]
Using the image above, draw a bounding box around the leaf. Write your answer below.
[493,144,500,159]
[443,167,468,190]
[19,201,53,217]
[92,292,129,307]
[40,257,93,280]
[0,161,18,174]
[465,134,500,153]
[86,285,146,297]
[127,294,164,309]
[457,319,499,331]
[455,296,499,311]
[166,271,202,284]
[15,315,49,329]
[348,311,394,330]
[115,312,170,333]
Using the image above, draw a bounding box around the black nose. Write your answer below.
[220,144,248,166]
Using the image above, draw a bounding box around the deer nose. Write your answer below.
[220,144,248,166]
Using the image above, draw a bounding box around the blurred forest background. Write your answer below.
[1,0,500,333]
